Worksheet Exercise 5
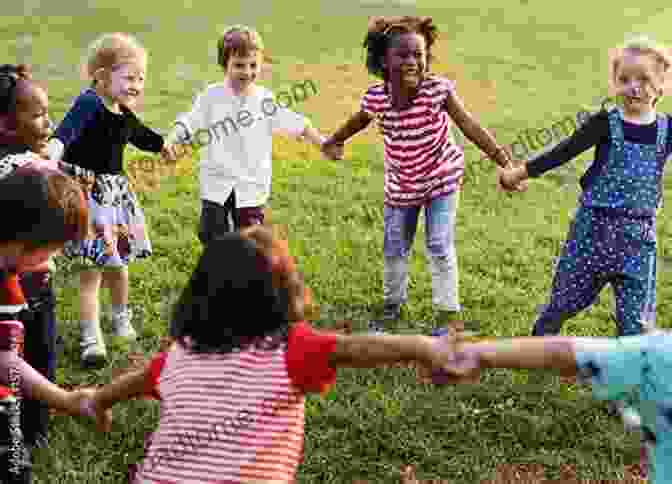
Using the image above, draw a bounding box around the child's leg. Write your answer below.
[198,194,237,245]
[425,192,460,325]
[380,204,420,322]
[79,269,106,367]
[531,212,606,336]
[105,267,136,339]
[18,271,55,447]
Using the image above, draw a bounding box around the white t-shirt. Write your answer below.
[169,82,308,208]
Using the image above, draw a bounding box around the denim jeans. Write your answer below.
[382,191,460,311]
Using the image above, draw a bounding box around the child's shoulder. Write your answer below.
[72,88,104,109]
[420,74,457,94]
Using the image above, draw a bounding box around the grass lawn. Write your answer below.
[3,0,672,481]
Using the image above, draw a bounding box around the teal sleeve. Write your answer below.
[573,336,645,401]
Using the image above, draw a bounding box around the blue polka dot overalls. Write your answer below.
[532,108,669,337]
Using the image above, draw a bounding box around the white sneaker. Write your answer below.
[80,320,107,368]
[111,308,137,340]
[81,338,107,367]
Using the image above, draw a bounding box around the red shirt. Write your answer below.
[136,322,338,483]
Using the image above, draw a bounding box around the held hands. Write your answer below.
[497,162,528,193]
[321,136,345,161]
[69,387,113,432]
[416,331,482,385]
[161,142,180,163]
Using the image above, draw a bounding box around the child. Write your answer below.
[88,226,452,483]
[321,16,518,333]
[0,63,97,449]
[46,33,175,367]
[0,166,109,483]
[166,25,327,244]
[429,331,671,482]
[498,36,672,339]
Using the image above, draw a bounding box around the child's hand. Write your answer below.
[161,143,180,163]
[71,387,113,431]
[417,332,482,384]
[497,164,527,193]
[321,137,344,160]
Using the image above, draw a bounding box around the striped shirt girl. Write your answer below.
[360,75,464,206]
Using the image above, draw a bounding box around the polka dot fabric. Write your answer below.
[532,108,669,337]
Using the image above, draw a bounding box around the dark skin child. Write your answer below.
[0,79,52,157]
[322,31,523,190]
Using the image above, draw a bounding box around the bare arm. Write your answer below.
[468,337,578,375]
[93,364,151,410]
[324,110,373,145]
[444,91,510,168]
[328,334,437,368]
[0,353,90,415]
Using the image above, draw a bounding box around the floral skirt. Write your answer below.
[63,174,151,268]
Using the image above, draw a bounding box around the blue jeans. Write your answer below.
[383,192,460,311]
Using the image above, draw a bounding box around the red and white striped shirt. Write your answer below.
[361,75,464,207]
[133,322,338,484]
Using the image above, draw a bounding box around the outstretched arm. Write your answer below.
[444,91,510,168]
[328,333,441,369]
[0,351,96,416]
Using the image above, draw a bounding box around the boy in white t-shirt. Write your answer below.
[167,25,332,243]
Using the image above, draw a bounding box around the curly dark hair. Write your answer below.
[363,16,439,80]
[0,64,32,115]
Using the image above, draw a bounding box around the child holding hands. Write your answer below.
[47,33,177,367]
[431,331,671,482]
[88,226,451,484]
[499,36,672,339]
[322,16,520,333]
[166,25,329,243]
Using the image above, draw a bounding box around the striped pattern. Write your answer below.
[361,75,464,206]
[134,342,307,483]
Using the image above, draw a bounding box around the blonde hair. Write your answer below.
[216,25,264,69]
[608,35,672,104]
[80,33,147,85]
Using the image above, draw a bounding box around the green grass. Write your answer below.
[2,0,672,481]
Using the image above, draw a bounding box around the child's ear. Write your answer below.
[93,67,108,86]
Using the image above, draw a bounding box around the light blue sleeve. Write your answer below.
[573,336,645,401]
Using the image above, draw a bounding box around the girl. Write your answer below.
[429,331,671,482]
[87,226,452,484]
[0,166,109,483]
[0,63,96,449]
[499,36,672,339]
[166,25,327,244]
[321,16,518,334]
[46,33,175,367]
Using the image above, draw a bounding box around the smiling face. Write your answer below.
[613,52,665,116]
[383,32,427,88]
[9,81,52,157]
[99,56,146,108]
[224,50,262,94]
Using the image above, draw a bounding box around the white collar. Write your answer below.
[619,107,657,125]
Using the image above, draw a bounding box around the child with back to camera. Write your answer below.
[88,225,452,483]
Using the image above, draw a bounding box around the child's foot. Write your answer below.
[111,308,137,340]
[80,320,107,368]
[81,339,107,368]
